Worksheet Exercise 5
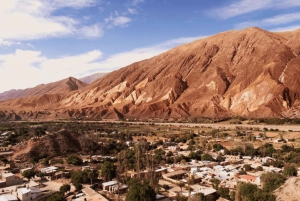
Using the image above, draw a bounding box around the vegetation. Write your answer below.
[49,192,66,201]
[101,160,116,181]
[22,169,36,181]
[283,165,297,177]
[260,172,286,192]
[66,155,83,165]
[126,179,156,201]
[59,184,71,194]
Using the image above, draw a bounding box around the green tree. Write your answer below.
[59,184,71,195]
[101,161,116,181]
[126,179,156,201]
[210,178,220,190]
[66,155,83,165]
[201,153,213,161]
[22,169,35,181]
[88,170,98,185]
[283,165,297,177]
[243,164,252,171]
[261,172,286,192]
[218,187,230,199]
[49,192,66,201]
[74,183,83,191]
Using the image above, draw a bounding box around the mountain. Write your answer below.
[1,27,300,120]
[79,72,107,84]
[0,77,87,102]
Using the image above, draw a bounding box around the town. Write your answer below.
[0,120,300,201]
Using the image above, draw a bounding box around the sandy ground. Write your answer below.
[274,177,300,201]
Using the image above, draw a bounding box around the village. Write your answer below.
[0,121,300,201]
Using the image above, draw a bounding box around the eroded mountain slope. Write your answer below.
[1,27,300,120]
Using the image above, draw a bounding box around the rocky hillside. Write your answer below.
[12,129,96,161]
[0,77,87,102]
[0,27,300,120]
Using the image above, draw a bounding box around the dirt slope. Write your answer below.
[12,129,88,161]
[1,27,300,120]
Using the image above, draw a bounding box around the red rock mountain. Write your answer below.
[1,27,300,120]
[0,77,87,102]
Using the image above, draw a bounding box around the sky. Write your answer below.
[0,0,300,93]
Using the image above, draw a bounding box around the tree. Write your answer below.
[126,179,156,201]
[49,192,66,201]
[66,155,83,165]
[88,170,98,185]
[74,183,83,191]
[210,178,220,190]
[201,153,213,161]
[243,164,252,171]
[101,161,116,181]
[261,172,286,192]
[1,158,9,166]
[22,169,35,181]
[178,182,185,193]
[283,165,297,177]
[188,193,205,201]
[59,184,71,194]
[218,187,230,199]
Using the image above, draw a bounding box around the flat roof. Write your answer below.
[41,166,58,173]
[102,181,118,187]
[163,170,186,178]
[2,173,14,177]
[18,188,31,194]
[0,194,18,201]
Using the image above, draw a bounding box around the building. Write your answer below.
[102,181,128,193]
[15,187,41,201]
[0,194,18,201]
[0,172,23,187]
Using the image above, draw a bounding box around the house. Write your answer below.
[15,187,41,201]
[102,180,128,193]
[0,194,18,201]
[0,172,23,187]
[239,174,260,186]
[162,170,186,184]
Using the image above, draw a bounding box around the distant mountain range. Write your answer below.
[0,27,300,121]
[78,72,107,84]
[0,72,106,102]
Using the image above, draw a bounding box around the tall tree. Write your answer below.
[126,179,156,201]
[101,160,116,181]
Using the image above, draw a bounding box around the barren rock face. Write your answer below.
[1,27,300,120]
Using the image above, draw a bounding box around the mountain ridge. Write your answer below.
[0,77,87,102]
[1,27,300,120]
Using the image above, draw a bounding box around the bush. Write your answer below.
[66,155,83,165]
[243,164,252,171]
[283,165,297,177]
[260,172,286,192]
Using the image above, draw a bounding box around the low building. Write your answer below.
[15,187,41,201]
[102,180,128,193]
[0,194,18,201]
[0,172,23,187]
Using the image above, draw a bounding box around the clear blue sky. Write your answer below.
[0,0,300,92]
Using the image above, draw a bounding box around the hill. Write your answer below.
[0,27,300,120]
[0,77,87,102]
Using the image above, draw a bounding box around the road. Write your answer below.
[11,120,300,132]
